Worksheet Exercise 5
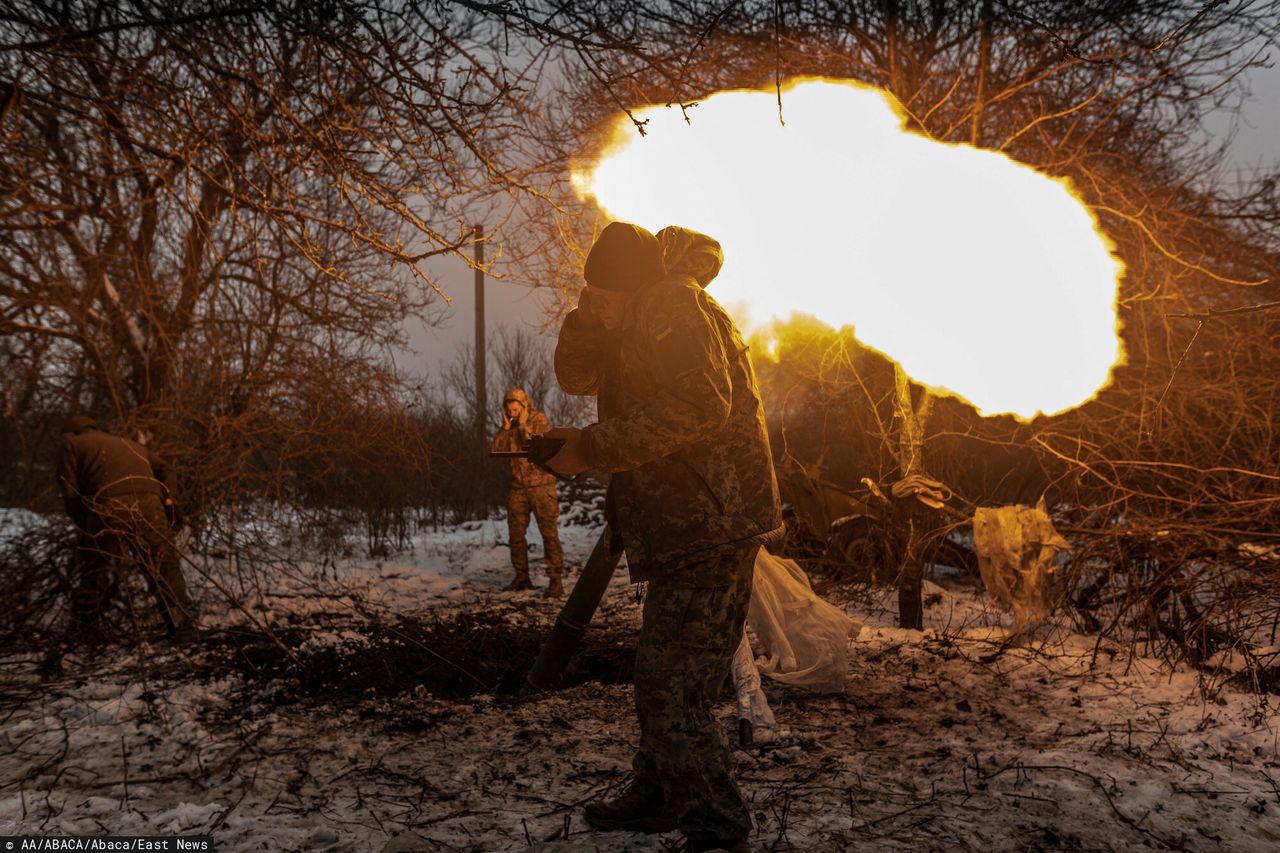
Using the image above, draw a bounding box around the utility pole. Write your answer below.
[474,225,486,436]
[474,225,486,513]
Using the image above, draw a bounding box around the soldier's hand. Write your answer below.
[164,498,183,530]
[543,427,589,477]
[575,290,604,328]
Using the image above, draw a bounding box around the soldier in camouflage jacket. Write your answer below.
[491,387,564,595]
[548,222,782,852]
[552,225,783,583]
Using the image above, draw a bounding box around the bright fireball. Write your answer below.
[572,78,1125,420]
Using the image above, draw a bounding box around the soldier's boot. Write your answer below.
[545,570,564,598]
[583,781,677,833]
[503,573,534,592]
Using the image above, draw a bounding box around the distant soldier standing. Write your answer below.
[491,388,565,596]
[546,223,783,853]
[57,416,197,644]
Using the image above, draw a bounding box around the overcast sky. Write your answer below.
[397,58,1280,389]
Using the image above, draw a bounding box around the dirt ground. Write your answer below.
[3,512,1280,851]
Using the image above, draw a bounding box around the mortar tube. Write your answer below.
[523,527,623,694]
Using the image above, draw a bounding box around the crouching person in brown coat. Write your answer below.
[491,389,565,596]
[57,416,197,644]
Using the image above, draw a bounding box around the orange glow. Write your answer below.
[572,78,1125,420]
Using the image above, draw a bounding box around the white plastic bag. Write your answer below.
[747,548,859,693]
[731,632,777,743]
[972,498,1070,632]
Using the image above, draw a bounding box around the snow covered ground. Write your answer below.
[2,509,1279,851]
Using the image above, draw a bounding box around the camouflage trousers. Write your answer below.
[72,493,193,637]
[507,483,563,580]
[633,545,758,843]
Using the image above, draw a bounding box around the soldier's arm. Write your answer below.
[582,287,731,473]
[491,427,518,453]
[146,448,178,496]
[554,308,607,396]
[528,411,550,437]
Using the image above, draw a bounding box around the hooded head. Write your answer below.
[656,226,723,288]
[62,415,98,435]
[583,222,665,293]
[502,388,531,421]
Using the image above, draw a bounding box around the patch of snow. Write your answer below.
[0,506,50,537]
[4,508,1280,851]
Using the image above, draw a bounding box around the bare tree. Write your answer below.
[3,1,1277,659]
[491,1,1280,636]
[0,2,563,506]
[0,2,567,642]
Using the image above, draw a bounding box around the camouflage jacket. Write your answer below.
[491,409,557,488]
[555,274,783,583]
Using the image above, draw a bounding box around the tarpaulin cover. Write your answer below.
[972,499,1070,631]
[747,548,859,693]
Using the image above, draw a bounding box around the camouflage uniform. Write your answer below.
[555,235,783,582]
[75,494,191,637]
[556,225,783,845]
[634,546,758,843]
[58,425,193,638]
[491,390,564,589]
